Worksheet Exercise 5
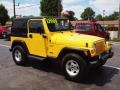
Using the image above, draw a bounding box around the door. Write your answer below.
[27,20,47,57]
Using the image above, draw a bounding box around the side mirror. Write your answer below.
[42,34,47,38]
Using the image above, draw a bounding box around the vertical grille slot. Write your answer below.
[95,41,105,54]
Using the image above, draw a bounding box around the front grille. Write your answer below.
[95,40,105,54]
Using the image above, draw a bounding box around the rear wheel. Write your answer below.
[12,46,28,66]
[62,53,88,81]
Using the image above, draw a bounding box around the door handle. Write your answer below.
[29,34,33,38]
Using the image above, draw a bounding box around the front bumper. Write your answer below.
[88,49,114,67]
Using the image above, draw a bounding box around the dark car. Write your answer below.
[74,21,110,40]
[2,26,11,40]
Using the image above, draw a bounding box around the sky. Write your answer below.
[0,0,119,19]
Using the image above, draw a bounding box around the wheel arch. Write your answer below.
[11,40,29,54]
[57,47,89,62]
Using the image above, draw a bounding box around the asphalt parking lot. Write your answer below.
[0,39,120,90]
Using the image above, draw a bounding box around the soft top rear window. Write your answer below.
[11,19,28,37]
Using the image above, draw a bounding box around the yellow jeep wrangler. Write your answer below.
[10,17,113,81]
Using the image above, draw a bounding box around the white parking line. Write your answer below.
[0,44,10,48]
[112,44,120,46]
[104,65,120,70]
[111,42,120,45]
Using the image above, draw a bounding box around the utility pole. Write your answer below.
[103,10,105,27]
[13,0,16,18]
[58,0,60,17]
[118,3,120,38]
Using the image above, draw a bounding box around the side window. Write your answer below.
[94,24,97,31]
[29,20,44,33]
[11,19,27,37]
[95,24,103,32]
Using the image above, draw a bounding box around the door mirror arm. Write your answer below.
[42,34,48,38]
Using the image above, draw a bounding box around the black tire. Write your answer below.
[62,53,88,81]
[12,45,28,66]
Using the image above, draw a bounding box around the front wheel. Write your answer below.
[12,46,28,66]
[62,53,88,81]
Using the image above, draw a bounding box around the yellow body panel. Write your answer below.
[11,18,112,58]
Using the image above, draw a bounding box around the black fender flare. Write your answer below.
[10,40,29,54]
[57,47,90,61]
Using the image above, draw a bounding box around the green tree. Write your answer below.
[0,4,9,25]
[103,12,119,20]
[40,0,62,16]
[10,16,15,21]
[108,12,119,20]
[95,14,103,21]
[63,10,77,21]
[81,7,95,20]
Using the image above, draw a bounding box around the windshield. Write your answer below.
[75,24,92,31]
[46,18,73,32]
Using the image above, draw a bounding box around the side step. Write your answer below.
[28,55,46,61]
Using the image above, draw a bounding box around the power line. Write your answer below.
[9,4,40,11]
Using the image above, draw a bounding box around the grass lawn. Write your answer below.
[112,38,120,42]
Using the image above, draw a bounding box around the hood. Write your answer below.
[50,31,104,48]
